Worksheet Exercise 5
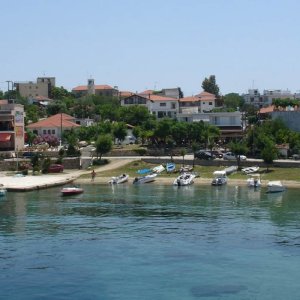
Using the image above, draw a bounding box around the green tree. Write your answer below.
[113,122,127,144]
[261,139,277,171]
[50,86,72,99]
[180,148,187,167]
[201,75,220,96]
[224,93,244,110]
[95,134,113,160]
[229,140,248,168]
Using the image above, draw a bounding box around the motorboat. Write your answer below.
[211,170,227,186]
[152,165,165,174]
[242,166,260,174]
[137,168,152,175]
[108,174,129,184]
[133,173,157,184]
[224,166,238,175]
[166,163,176,173]
[267,181,286,193]
[173,172,196,186]
[61,186,84,196]
[179,165,193,173]
[247,174,261,188]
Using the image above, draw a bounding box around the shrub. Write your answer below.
[134,148,147,156]
[92,159,109,166]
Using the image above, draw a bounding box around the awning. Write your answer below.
[0,133,12,142]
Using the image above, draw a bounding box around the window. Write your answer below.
[43,130,46,134]
[48,130,51,134]
[52,130,55,134]
[160,103,166,107]
[171,102,176,109]
[209,102,212,105]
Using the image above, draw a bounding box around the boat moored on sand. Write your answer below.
[247,174,261,188]
[267,181,286,193]
[133,173,157,184]
[211,170,227,186]
[173,172,196,186]
[109,174,129,184]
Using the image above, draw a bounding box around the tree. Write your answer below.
[180,148,186,167]
[224,93,244,110]
[95,134,113,160]
[229,140,248,168]
[191,142,198,168]
[113,122,127,144]
[50,86,72,99]
[201,75,220,97]
[261,139,277,172]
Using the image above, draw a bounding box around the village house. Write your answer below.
[72,79,118,98]
[27,113,80,143]
[121,93,178,119]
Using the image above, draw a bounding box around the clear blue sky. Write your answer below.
[1,0,300,96]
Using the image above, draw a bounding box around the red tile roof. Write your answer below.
[139,90,154,95]
[179,92,216,102]
[119,91,134,97]
[148,94,177,101]
[259,105,275,114]
[72,85,114,91]
[27,113,80,129]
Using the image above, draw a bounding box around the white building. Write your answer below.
[121,93,178,119]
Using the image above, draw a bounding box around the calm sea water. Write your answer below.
[0,184,300,300]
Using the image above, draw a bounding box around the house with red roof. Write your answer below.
[72,79,118,98]
[121,93,178,119]
[27,113,80,142]
[179,92,216,114]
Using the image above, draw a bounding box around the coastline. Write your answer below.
[1,156,300,191]
[75,176,300,188]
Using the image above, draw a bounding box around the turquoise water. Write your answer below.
[0,184,300,299]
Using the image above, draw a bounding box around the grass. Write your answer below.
[83,160,300,182]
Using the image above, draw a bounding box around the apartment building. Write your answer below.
[0,101,25,152]
[14,77,55,99]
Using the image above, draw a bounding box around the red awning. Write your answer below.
[0,133,12,142]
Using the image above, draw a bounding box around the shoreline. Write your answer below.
[75,176,300,188]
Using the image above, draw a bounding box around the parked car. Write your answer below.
[211,150,223,158]
[48,164,64,173]
[195,150,215,160]
[223,152,247,161]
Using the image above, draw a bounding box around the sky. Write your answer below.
[1,0,300,96]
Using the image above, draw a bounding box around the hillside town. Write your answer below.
[1,75,300,175]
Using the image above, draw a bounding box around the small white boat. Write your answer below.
[224,166,238,175]
[179,165,193,173]
[133,173,157,184]
[267,181,286,193]
[61,186,84,196]
[109,174,129,184]
[211,170,227,186]
[152,165,165,173]
[173,172,196,186]
[242,166,260,174]
[247,174,261,188]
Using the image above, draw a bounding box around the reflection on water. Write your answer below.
[0,184,300,299]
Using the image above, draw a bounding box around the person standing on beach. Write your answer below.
[91,170,96,182]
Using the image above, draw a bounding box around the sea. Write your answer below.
[0,183,300,300]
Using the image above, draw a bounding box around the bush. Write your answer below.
[134,148,147,156]
[92,159,109,166]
